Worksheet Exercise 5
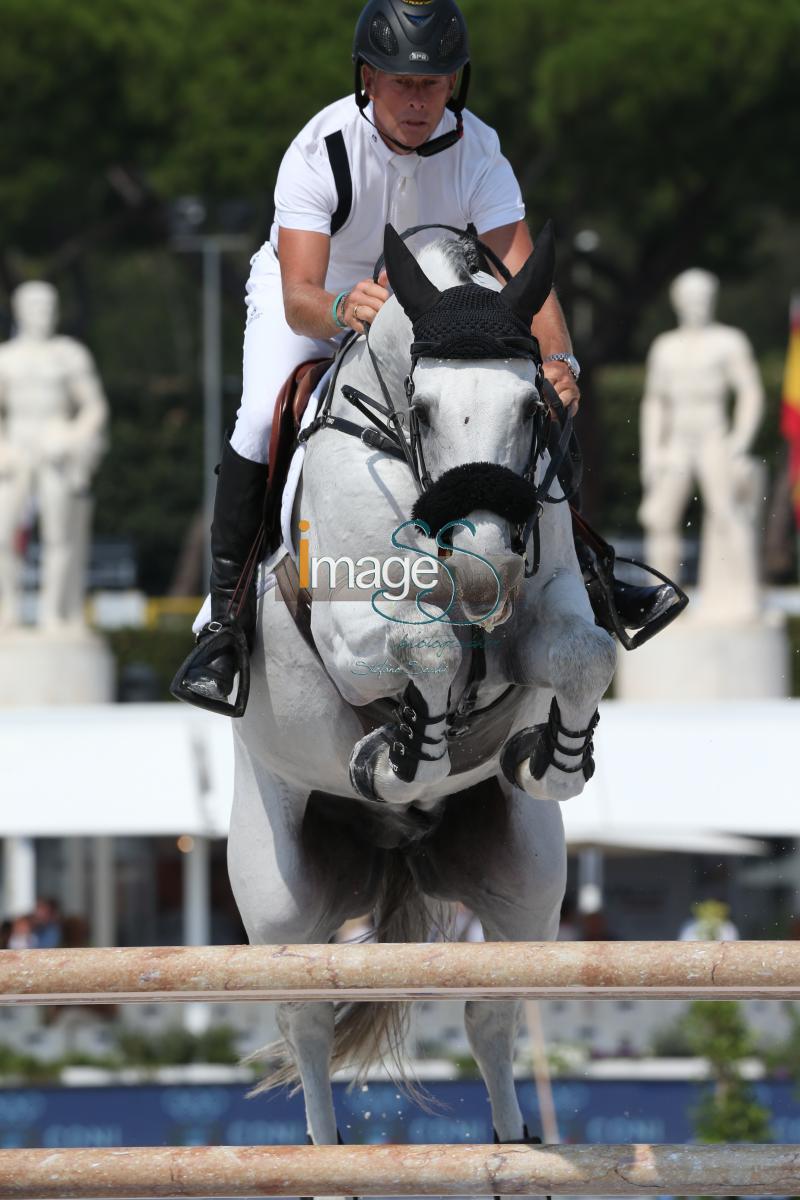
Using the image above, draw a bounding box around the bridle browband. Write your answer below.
[298,223,581,577]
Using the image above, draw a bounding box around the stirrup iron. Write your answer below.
[170,619,251,718]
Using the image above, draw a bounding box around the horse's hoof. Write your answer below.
[348,724,449,805]
[501,698,598,800]
[349,727,386,802]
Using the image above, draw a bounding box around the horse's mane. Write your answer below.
[415,234,496,290]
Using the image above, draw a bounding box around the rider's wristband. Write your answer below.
[332,290,349,330]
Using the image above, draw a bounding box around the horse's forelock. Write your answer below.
[367,236,500,378]
[416,236,479,289]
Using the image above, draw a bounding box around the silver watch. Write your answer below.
[543,352,581,381]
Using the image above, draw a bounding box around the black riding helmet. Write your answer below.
[353,0,471,157]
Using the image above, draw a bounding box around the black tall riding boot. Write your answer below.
[171,440,268,716]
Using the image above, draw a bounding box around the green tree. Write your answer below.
[682,1001,772,1144]
[3,1,799,581]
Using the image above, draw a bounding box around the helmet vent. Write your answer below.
[370,14,400,57]
[438,16,463,60]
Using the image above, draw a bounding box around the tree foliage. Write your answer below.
[682,1001,772,1144]
[2,0,798,586]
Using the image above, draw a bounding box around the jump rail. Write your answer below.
[1,941,799,1004]
[1,1143,798,1198]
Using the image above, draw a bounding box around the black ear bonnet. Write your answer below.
[411,284,539,362]
[383,220,555,365]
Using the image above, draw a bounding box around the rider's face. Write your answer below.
[363,67,457,152]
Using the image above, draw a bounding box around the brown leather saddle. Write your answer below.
[265,357,332,549]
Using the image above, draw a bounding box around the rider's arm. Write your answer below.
[482,220,579,413]
[279,227,389,339]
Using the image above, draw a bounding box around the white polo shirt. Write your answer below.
[268,94,525,293]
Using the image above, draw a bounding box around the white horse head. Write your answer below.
[374,223,555,625]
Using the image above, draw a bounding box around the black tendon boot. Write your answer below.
[171,440,268,717]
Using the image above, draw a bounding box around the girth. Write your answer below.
[272,555,525,776]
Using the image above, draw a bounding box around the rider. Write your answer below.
[176,0,677,714]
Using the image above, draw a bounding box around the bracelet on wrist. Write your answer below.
[332,290,349,330]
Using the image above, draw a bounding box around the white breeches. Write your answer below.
[230,243,345,465]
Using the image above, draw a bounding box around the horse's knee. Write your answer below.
[243,898,325,947]
[524,841,567,914]
[548,620,615,705]
[277,1000,335,1045]
[463,997,519,1045]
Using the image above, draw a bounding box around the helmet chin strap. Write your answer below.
[357,106,464,157]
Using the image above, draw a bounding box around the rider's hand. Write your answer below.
[542,359,580,416]
[344,270,390,332]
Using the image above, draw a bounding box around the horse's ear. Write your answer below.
[500,219,556,327]
[383,224,441,322]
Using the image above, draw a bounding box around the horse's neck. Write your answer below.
[337,301,410,409]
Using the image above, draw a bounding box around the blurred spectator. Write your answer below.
[558,895,580,941]
[581,910,618,940]
[679,898,739,941]
[61,914,90,948]
[0,919,11,949]
[6,914,37,949]
[32,897,63,948]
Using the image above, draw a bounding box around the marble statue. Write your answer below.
[0,281,109,629]
[638,268,765,621]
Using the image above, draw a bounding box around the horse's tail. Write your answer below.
[326,849,439,1091]
[246,848,450,1099]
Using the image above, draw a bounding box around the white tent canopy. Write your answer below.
[0,705,227,838]
[1,699,797,848]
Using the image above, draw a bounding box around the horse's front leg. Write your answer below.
[319,598,461,806]
[505,569,616,802]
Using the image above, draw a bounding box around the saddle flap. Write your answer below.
[265,357,332,547]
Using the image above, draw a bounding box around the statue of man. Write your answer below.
[638,268,765,620]
[0,282,109,629]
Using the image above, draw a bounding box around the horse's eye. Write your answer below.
[411,402,430,427]
[523,394,540,419]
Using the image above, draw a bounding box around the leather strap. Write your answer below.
[273,556,317,661]
[324,131,352,236]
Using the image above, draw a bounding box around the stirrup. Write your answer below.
[585,551,688,651]
[501,697,598,787]
[170,619,251,718]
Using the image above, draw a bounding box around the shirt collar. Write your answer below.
[362,101,455,166]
